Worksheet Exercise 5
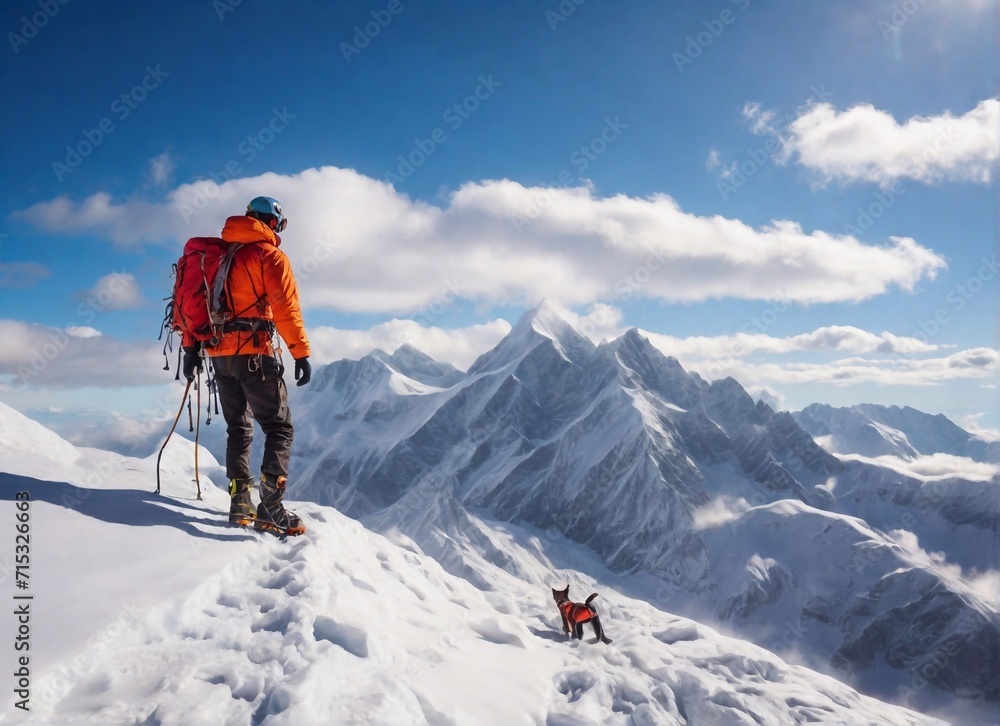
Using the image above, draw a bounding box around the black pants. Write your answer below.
[211,353,293,480]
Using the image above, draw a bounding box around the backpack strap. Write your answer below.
[209,243,241,328]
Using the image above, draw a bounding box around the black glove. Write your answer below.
[294,357,311,387]
[182,346,203,382]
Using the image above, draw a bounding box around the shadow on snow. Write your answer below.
[0,472,253,542]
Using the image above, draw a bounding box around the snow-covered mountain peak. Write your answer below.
[0,399,79,469]
[389,341,433,365]
[524,298,577,338]
[468,301,596,375]
[376,343,464,388]
[604,327,705,408]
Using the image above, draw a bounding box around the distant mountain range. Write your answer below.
[794,402,999,462]
[287,302,1000,710]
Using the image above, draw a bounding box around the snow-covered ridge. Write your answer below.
[0,401,79,475]
[0,399,943,724]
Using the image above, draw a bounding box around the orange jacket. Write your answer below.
[189,215,311,360]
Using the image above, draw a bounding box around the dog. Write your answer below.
[552,584,612,644]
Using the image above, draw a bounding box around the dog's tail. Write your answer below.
[585,593,599,606]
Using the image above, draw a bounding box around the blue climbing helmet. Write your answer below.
[246,196,287,233]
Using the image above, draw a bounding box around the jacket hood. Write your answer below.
[221,215,281,247]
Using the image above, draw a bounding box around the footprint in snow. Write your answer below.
[312,614,369,658]
[349,575,378,593]
[471,619,525,648]
[251,609,295,635]
[652,623,701,645]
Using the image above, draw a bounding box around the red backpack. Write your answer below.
[169,237,239,348]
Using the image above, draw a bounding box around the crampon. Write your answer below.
[231,512,306,537]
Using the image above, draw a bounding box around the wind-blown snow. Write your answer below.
[841,452,999,482]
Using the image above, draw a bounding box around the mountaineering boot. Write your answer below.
[228,477,255,525]
[255,473,305,536]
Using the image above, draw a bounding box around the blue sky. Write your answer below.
[0,0,997,447]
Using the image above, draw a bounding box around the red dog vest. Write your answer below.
[560,600,595,624]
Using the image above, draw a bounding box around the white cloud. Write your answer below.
[13,166,946,310]
[0,262,50,289]
[673,347,999,388]
[753,99,1000,186]
[746,385,785,411]
[79,272,145,311]
[890,530,1000,610]
[146,151,175,186]
[959,413,1000,442]
[705,148,721,170]
[849,452,999,482]
[13,192,180,247]
[642,325,943,359]
[546,302,625,343]
[691,496,751,530]
[66,326,101,338]
[742,102,777,136]
[0,320,165,388]
[309,319,511,370]
[965,569,1000,607]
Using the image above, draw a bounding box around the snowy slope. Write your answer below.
[0,400,80,477]
[0,400,943,725]
[287,303,1000,717]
